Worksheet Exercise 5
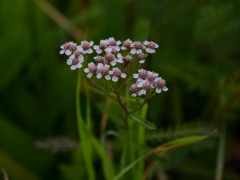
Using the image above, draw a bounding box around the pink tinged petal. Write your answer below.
[76,63,82,68]
[121,73,126,78]
[136,49,142,54]
[133,74,139,78]
[84,68,89,73]
[115,46,120,51]
[117,59,123,63]
[137,91,143,96]
[156,88,162,93]
[66,59,72,65]
[132,93,137,97]
[117,54,122,58]
[77,46,83,51]
[98,63,103,68]
[121,47,127,50]
[143,41,149,45]
[96,49,102,54]
[60,50,65,54]
[147,48,155,53]
[86,49,93,54]
[139,60,145,64]
[109,71,113,75]
[87,73,93,78]
[163,87,168,91]
[71,66,76,70]
[155,44,159,48]
[110,61,117,66]
[130,49,137,54]
[78,55,84,61]
[116,41,121,45]
[90,41,94,46]
[112,76,118,82]
[105,47,112,53]
[96,74,102,79]
[93,45,98,50]
[66,50,72,55]
[137,81,144,88]
[105,75,111,80]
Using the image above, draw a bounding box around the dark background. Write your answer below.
[0,0,240,179]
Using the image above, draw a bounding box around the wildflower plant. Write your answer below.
[60,38,168,126]
[59,38,170,179]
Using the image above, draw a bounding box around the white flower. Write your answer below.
[143,41,159,53]
[117,54,132,64]
[94,55,105,64]
[138,53,147,64]
[146,71,158,82]
[105,37,121,52]
[66,54,84,70]
[93,40,108,54]
[154,78,168,93]
[109,68,126,82]
[121,39,132,50]
[130,84,141,97]
[78,41,94,54]
[60,42,77,55]
[84,62,97,78]
[133,69,148,79]
[105,53,118,66]
[130,41,145,54]
[96,63,111,80]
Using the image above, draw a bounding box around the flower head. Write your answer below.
[84,62,98,78]
[138,80,153,95]
[105,37,121,52]
[78,41,94,54]
[137,53,147,64]
[154,78,168,93]
[96,63,111,80]
[133,69,148,79]
[94,55,105,64]
[93,40,108,54]
[105,53,117,66]
[129,84,140,97]
[130,41,145,54]
[109,67,126,82]
[146,71,158,82]
[121,39,132,50]
[60,42,77,56]
[143,41,159,53]
[66,53,84,70]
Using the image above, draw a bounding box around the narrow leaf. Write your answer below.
[130,115,156,130]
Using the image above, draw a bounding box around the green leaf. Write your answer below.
[161,135,208,147]
[130,115,156,130]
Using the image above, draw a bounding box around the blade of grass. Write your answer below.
[114,135,209,180]
[76,70,95,180]
[135,104,148,180]
[76,70,115,180]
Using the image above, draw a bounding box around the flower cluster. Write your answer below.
[130,69,168,97]
[60,37,168,97]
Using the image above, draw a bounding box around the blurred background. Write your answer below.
[0,0,240,179]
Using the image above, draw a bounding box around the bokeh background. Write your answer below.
[0,0,240,179]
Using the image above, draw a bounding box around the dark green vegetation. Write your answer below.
[0,0,240,179]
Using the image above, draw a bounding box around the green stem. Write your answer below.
[215,119,226,180]
[76,70,95,180]
[114,87,129,115]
